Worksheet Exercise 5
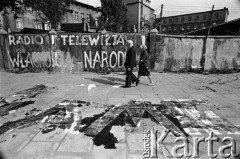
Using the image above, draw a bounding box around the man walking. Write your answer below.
[124,40,140,88]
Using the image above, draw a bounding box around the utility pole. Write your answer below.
[201,5,214,72]
[207,5,214,37]
[159,4,163,34]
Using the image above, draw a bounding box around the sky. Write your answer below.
[77,0,240,21]
[76,0,101,7]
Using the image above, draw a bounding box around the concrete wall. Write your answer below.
[1,32,239,73]
[149,34,240,72]
[1,33,145,73]
[149,34,203,72]
[204,38,240,71]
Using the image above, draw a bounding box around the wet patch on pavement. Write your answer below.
[0,99,240,149]
[0,101,35,116]
[0,84,51,117]
[0,100,89,135]
[1,84,49,103]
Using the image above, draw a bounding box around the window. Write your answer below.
[34,23,42,30]
[187,25,191,30]
[74,11,79,20]
[181,26,184,31]
[195,15,199,20]
[168,26,171,31]
[169,19,172,23]
[44,23,51,30]
[16,19,23,29]
[175,18,178,23]
[86,14,90,23]
[188,16,192,21]
[38,24,42,29]
[81,13,84,22]
[181,17,185,22]
[201,23,205,28]
[214,13,219,19]
[194,25,198,29]
[163,20,166,24]
[174,26,177,31]
[203,14,207,20]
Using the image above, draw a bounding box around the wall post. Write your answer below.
[49,28,57,73]
[149,28,159,71]
[0,25,8,71]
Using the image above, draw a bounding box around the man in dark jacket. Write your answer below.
[124,40,140,87]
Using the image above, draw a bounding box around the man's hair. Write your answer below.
[141,44,147,50]
[127,40,133,45]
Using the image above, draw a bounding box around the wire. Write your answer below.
[163,4,240,9]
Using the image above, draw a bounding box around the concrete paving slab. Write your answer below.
[57,133,93,153]
[125,95,142,102]
[107,98,126,105]
[32,127,68,142]
[16,141,59,159]
[91,143,127,159]
[141,98,161,104]
[0,131,36,159]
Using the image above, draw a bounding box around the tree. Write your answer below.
[100,0,129,32]
[0,0,72,29]
[0,0,25,17]
[25,0,73,30]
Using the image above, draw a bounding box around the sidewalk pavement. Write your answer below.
[0,71,240,159]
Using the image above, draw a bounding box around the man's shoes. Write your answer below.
[136,80,140,86]
[121,85,131,88]
[148,83,154,86]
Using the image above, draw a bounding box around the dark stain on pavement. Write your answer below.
[0,100,86,135]
[0,150,5,159]
[14,84,49,98]
[0,101,35,116]
[0,84,51,116]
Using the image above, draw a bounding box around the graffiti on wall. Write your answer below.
[6,33,144,72]
[59,34,129,71]
[8,34,53,70]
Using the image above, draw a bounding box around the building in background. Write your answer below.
[185,18,240,36]
[155,7,229,35]
[0,0,101,33]
[123,0,155,33]
[62,1,101,31]
[1,7,51,33]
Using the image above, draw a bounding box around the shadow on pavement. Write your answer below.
[85,78,122,85]
[100,76,125,83]
[0,150,5,159]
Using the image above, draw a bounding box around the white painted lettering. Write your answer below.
[61,35,68,45]
[8,35,16,45]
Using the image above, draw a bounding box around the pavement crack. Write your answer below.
[219,74,239,85]
[202,86,217,92]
